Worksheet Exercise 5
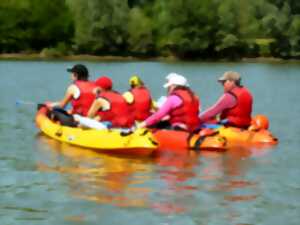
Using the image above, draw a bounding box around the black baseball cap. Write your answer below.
[67,64,89,78]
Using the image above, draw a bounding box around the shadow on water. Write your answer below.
[34,133,276,220]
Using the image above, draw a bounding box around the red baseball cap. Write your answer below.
[95,76,113,90]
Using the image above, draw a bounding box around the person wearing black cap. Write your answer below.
[199,71,253,128]
[46,64,97,126]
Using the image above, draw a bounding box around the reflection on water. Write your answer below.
[35,134,274,222]
[36,135,153,208]
[2,61,299,224]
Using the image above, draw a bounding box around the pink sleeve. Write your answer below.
[199,93,236,122]
[145,95,182,126]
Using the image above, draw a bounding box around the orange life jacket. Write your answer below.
[71,81,97,116]
[220,86,253,128]
[129,86,152,121]
[169,87,200,132]
[97,90,134,128]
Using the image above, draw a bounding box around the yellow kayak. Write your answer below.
[35,107,157,156]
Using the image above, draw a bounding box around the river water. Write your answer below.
[0,60,299,225]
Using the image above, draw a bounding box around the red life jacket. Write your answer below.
[71,81,97,116]
[97,90,134,128]
[169,87,201,132]
[129,86,152,121]
[220,86,253,128]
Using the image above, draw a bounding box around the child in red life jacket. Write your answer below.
[88,76,134,128]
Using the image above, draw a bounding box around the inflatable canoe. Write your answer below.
[36,106,227,154]
[216,126,278,146]
[153,129,227,152]
[153,114,278,151]
[203,115,278,147]
[35,107,157,156]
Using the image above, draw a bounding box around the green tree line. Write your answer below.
[1,0,300,59]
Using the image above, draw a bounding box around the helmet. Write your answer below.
[129,75,143,87]
[249,114,269,131]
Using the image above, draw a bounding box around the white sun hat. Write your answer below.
[163,73,189,88]
[166,72,180,80]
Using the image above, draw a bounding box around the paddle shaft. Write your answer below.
[16,100,37,105]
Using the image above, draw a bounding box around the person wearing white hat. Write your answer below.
[137,73,200,132]
[199,71,253,128]
[163,73,189,88]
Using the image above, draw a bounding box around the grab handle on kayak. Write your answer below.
[37,103,46,110]
[120,130,133,136]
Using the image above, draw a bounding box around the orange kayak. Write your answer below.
[216,114,278,147]
[152,115,278,152]
[217,126,278,147]
[153,129,227,152]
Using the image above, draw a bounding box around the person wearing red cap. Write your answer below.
[46,64,97,126]
[94,76,113,90]
[88,76,134,128]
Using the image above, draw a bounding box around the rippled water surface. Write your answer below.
[0,60,299,225]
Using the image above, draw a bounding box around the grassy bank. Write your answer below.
[0,53,139,61]
[1,53,299,63]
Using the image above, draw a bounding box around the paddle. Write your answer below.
[16,100,46,110]
[15,100,37,106]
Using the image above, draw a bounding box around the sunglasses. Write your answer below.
[219,80,227,85]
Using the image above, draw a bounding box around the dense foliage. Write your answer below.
[1,0,300,59]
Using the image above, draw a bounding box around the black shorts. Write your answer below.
[48,107,78,127]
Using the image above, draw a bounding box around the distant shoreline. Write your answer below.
[0,53,299,63]
[0,53,142,61]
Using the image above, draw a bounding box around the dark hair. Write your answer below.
[76,73,88,81]
[173,86,197,100]
[234,79,242,87]
[67,64,89,81]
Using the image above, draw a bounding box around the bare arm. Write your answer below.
[87,97,110,120]
[49,85,77,108]
[123,91,134,104]
[87,98,103,119]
